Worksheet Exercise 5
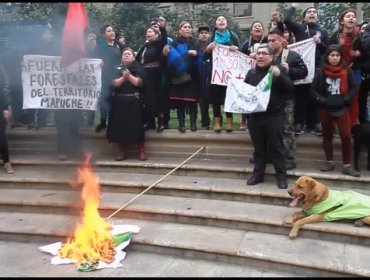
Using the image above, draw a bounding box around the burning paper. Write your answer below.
[39,153,140,271]
[40,224,140,271]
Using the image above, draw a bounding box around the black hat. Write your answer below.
[198,26,210,33]
[302,6,316,19]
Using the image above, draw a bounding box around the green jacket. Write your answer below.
[305,189,370,222]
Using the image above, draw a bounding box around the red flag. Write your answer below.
[61,3,89,67]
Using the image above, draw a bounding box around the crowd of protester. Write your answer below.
[0,4,370,182]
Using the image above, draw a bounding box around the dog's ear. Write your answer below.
[302,177,320,209]
[304,177,328,208]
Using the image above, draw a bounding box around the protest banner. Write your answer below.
[224,71,272,114]
[211,44,256,86]
[22,55,102,110]
[287,38,316,85]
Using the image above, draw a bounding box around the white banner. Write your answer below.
[22,55,102,110]
[287,38,316,85]
[211,44,256,86]
[224,71,272,113]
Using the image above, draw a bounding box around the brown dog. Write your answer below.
[285,176,370,239]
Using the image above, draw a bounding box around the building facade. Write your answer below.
[158,2,314,35]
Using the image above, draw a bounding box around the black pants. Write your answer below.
[25,109,49,126]
[98,82,112,126]
[294,83,319,129]
[248,113,286,178]
[55,110,82,156]
[210,84,233,119]
[0,117,9,163]
[358,75,370,124]
[199,85,210,127]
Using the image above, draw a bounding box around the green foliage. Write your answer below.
[276,3,303,22]
[361,3,370,23]
[163,3,240,39]
[317,2,356,34]
[109,3,161,51]
[0,3,66,25]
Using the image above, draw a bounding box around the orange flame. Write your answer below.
[59,153,114,264]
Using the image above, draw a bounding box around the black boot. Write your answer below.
[190,109,197,132]
[277,175,288,189]
[246,173,264,185]
[177,109,186,133]
[157,117,165,133]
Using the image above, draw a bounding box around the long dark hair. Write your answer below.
[322,44,346,68]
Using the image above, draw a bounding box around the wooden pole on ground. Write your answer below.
[105,146,205,220]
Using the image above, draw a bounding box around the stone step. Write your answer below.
[0,212,366,277]
[7,154,370,188]
[1,169,370,207]
[8,141,357,161]
[0,186,370,247]
[7,128,368,165]
[0,240,301,277]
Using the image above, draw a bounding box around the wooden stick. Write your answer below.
[105,146,205,220]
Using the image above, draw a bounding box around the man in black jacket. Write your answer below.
[245,44,294,189]
[284,4,329,135]
[268,27,308,170]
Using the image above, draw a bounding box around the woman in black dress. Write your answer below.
[107,48,147,161]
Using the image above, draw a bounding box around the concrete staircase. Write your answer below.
[1,127,370,277]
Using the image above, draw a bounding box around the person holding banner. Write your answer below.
[108,47,147,161]
[284,4,329,136]
[240,20,268,130]
[0,61,14,174]
[25,25,59,130]
[205,15,239,133]
[245,44,293,189]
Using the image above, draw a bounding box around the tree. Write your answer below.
[109,3,161,51]
[163,3,240,40]
[0,3,67,27]
[317,2,356,34]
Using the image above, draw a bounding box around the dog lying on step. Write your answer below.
[284,176,370,239]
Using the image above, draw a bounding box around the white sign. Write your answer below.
[211,44,256,86]
[22,55,102,110]
[287,38,316,85]
[224,72,272,114]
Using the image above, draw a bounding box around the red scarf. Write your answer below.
[338,27,359,66]
[323,65,348,96]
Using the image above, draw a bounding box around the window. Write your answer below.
[234,3,252,17]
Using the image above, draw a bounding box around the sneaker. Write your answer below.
[4,162,14,174]
[240,123,247,130]
[294,123,304,135]
[342,165,360,177]
[320,161,335,172]
[314,123,323,136]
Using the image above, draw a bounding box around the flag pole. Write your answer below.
[105,146,206,220]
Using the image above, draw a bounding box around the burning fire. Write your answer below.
[59,153,114,265]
